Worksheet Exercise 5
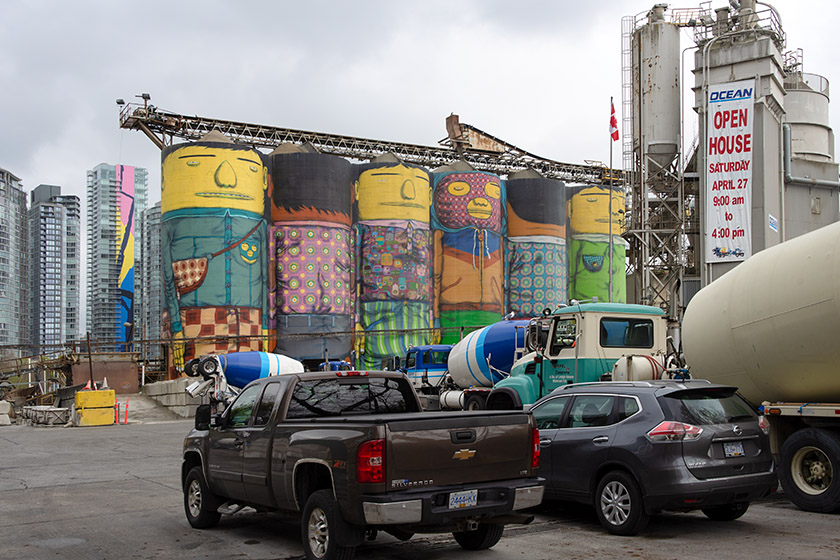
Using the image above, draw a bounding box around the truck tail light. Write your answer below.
[357,439,385,483]
[531,428,540,469]
[646,421,703,442]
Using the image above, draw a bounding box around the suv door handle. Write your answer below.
[592,436,609,443]
[539,438,552,446]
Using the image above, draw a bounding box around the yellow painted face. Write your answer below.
[161,144,267,214]
[569,186,625,234]
[356,164,431,222]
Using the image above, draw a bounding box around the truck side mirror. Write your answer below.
[195,404,212,431]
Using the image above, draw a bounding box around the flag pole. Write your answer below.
[608,96,614,303]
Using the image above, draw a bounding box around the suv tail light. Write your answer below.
[758,415,770,435]
[531,428,540,469]
[357,439,385,483]
[646,421,703,442]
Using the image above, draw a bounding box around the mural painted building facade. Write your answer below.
[86,163,147,350]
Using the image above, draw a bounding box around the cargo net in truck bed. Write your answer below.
[286,377,420,418]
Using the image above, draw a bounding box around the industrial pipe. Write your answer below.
[783,124,840,189]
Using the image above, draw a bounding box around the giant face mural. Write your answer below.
[433,173,503,232]
[161,141,269,373]
[356,163,432,223]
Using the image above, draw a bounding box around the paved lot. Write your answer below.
[0,412,837,560]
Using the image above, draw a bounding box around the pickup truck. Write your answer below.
[182,369,544,560]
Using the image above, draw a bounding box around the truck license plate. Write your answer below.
[723,441,745,457]
[448,490,478,509]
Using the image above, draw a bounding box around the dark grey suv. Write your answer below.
[530,380,777,535]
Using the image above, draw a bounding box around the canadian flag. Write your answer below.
[610,102,619,141]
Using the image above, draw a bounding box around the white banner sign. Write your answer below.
[705,80,754,262]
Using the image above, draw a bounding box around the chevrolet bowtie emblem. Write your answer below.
[453,449,476,461]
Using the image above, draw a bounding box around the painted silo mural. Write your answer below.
[355,156,433,368]
[161,135,269,373]
[431,163,506,344]
[505,170,567,318]
[567,185,626,303]
[270,149,354,362]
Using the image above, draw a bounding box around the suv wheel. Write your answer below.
[701,501,749,521]
[595,471,649,535]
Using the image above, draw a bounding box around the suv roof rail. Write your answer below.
[559,379,712,390]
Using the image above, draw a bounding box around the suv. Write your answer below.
[529,380,777,535]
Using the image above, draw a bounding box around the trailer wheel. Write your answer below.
[779,428,840,513]
[464,394,485,411]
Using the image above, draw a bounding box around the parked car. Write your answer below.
[529,380,777,535]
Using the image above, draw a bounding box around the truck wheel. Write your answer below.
[465,394,485,411]
[452,523,504,550]
[302,489,356,560]
[779,428,840,513]
[595,470,649,535]
[701,501,749,521]
[184,466,221,529]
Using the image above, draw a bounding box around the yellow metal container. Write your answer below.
[75,390,115,410]
[76,407,115,426]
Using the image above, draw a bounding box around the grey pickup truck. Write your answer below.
[182,370,544,560]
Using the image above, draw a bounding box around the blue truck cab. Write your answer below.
[399,344,453,391]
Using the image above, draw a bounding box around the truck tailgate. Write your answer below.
[386,411,533,488]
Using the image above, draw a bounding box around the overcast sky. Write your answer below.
[2,1,838,330]
[4,0,838,205]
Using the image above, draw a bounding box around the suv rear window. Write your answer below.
[659,389,756,425]
[286,377,419,419]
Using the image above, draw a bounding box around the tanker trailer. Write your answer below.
[683,221,840,513]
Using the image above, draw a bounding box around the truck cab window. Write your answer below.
[600,318,654,348]
[431,350,450,365]
[550,318,577,355]
[227,384,262,428]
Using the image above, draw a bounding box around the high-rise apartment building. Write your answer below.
[140,201,162,359]
[86,164,147,350]
[28,185,81,353]
[0,168,28,354]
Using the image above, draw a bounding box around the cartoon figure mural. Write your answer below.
[431,162,506,344]
[567,185,627,303]
[116,165,136,349]
[271,148,354,362]
[161,133,269,374]
[505,170,567,318]
[355,155,433,368]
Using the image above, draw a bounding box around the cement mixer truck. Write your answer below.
[403,306,678,411]
[682,221,840,513]
[398,320,531,410]
[486,303,678,410]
